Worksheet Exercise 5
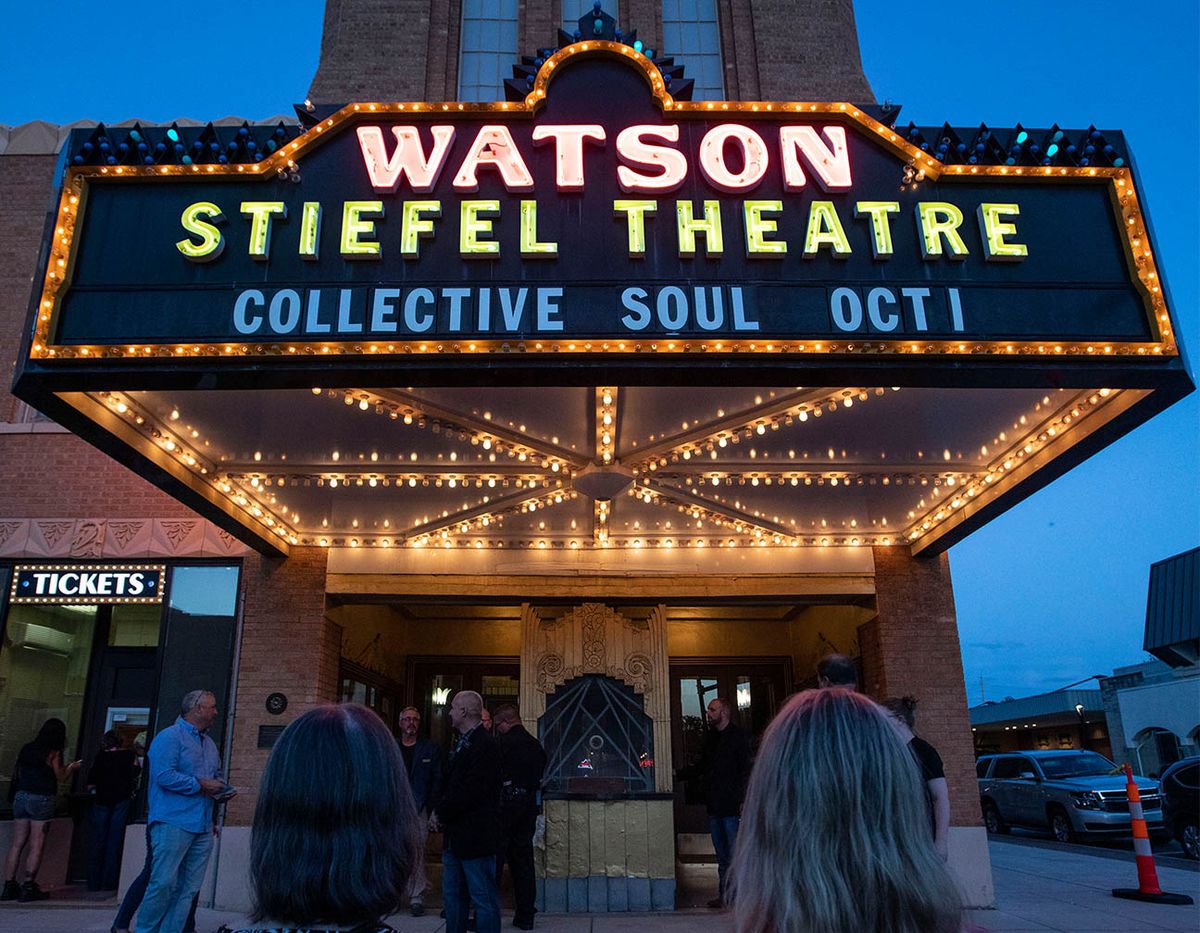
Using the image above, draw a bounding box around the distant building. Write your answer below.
[969,689,1110,759]
[1100,658,1199,776]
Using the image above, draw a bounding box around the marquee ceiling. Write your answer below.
[50,380,1150,556]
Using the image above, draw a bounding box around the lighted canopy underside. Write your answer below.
[41,381,1151,557]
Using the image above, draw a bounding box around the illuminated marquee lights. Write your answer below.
[28,43,1177,362]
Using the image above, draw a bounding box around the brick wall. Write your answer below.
[0,154,57,424]
[225,546,340,824]
[0,433,199,518]
[308,0,436,103]
[860,546,982,827]
[745,0,874,101]
[305,0,874,104]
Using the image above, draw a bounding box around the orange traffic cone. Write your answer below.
[1112,763,1193,905]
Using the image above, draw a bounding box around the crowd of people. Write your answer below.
[2,652,960,932]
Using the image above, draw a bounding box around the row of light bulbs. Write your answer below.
[94,392,299,544]
[315,388,575,471]
[905,389,1116,544]
[635,388,893,469]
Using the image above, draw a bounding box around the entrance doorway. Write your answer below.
[670,659,792,836]
[407,656,519,752]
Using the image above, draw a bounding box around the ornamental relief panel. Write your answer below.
[520,603,673,794]
[0,518,251,557]
[530,603,660,698]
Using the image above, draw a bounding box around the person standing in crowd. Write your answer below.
[110,745,200,933]
[676,697,751,909]
[816,652,859,689]
[2,718,82,902]
[493,705,547,931]
[480,706,493,733]
[432,690,501,933]
[397,706,443,917]
[86,730,141,891]
[883,696,951,861]
[135,690,230,933]
[217,704,420,933]
[728,688,961,933]
[111,826,200,933]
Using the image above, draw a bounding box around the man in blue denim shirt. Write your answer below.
[135,690,230,933]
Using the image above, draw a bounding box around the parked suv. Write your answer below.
[977,750,1163,843]
[1160,757,1199,859]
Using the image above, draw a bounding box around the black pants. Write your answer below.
[496,808,537,922]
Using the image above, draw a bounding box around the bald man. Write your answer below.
[433,690,501,933]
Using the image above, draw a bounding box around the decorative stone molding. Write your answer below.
[520,601,673,793]
[0,518,251,558]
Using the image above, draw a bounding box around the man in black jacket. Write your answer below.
[398,706,444,917]
[676,697,751,908]
[493,705,546,931]
[432,690,501,933]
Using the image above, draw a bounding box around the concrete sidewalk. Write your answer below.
[974,838,1197,932]
[1,840,1196,932]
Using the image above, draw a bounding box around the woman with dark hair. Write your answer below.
[883,695,952,861]
[217,703,421,933]
[728,689,962,933]
[86,730,141,891]
[2,718,82,902]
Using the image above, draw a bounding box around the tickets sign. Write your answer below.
[11,564,166,605]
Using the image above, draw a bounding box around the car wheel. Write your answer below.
[1050,807,1075,844]
[1180,821,1200,860]
[982,800,1009,835]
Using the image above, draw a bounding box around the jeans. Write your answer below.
[114,825,199,932]
[709,815,740,900]
[443,849,500,933]
[88,799,130,891]
[497,808,537,922]
[134,823,212,933]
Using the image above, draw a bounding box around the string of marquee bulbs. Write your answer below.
[85,382,1123,552]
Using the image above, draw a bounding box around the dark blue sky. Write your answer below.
[2,1,1195,701]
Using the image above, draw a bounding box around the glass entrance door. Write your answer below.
[407,657,519,753]
[670,660,792,835]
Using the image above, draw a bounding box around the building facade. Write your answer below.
[1,0,1193,914]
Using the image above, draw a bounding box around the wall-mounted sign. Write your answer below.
[10,564,166,605]
[30,44,1175,362]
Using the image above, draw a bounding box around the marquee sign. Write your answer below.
[11,564,166,605]
[29,43,1176,362]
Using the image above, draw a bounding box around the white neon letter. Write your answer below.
[780,126,853,191]
[698,124,769,192]
[615,125,688,193]
[531,124,606,190]
[452,125,535,192]
[356,125,455,192]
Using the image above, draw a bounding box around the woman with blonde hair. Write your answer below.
[727,688,962,933]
